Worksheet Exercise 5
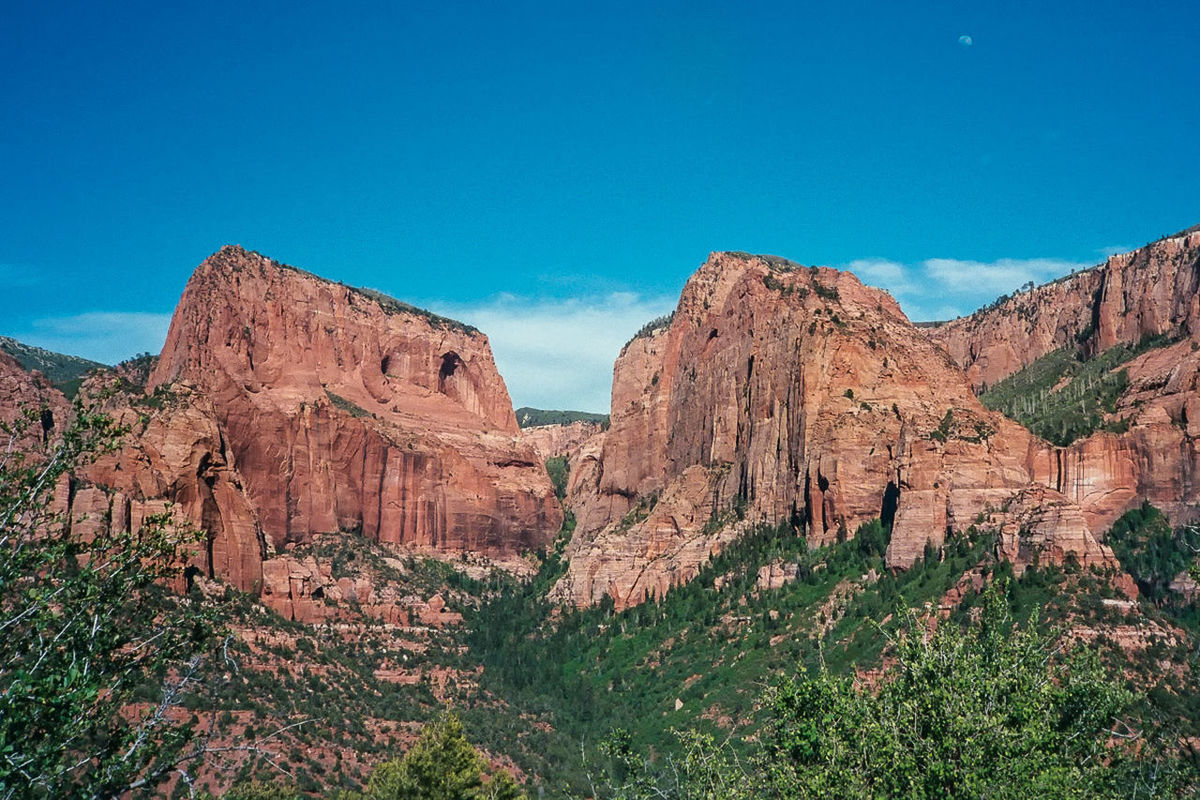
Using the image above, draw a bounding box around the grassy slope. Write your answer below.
[979,335,1173,446]
[464,521,1001,795]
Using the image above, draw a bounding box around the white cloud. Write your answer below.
[845,258,915,296]
[428,293,677,413]
[922,257,1088,295]
[14,312,173,365]
[842,256,1095,322]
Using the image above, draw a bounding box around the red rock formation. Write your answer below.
[74,380,267,592]
[557,252,1108,608]
[930,227,1200,392]
[0,349,71,451]
[930,228,1200,533]
[26,246,560,594]
[987,484,1122,579]
[522,420,604,463]
[143,246,560,574]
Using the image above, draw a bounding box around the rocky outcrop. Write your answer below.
[147,247,560,570]
[987,484,1123,579]
[72,380,267,591]
[39,246,560,593]
[930,228,1200,533]
[0,349,71,451]
[555,252,1111,608]
[930,227,1200,392]
[522,420,605,462]
[258,552,461,627]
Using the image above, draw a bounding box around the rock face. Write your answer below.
[556,252,1106,608]
[0,349,71,451]
[49,246,561,593]
[522,420,605,462]
[931,227,1200,393]
[930,228,1200,531]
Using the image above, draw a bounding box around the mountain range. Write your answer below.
[2,227,1198,795]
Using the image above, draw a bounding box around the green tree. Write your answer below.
[544,456,569,502]
[0,400,217,799]
[600,583,1175,799]
[210,781,300,800]
[759,584,1151,799]
[353,713,525,800]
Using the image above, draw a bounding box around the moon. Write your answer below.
[958,34,974,47]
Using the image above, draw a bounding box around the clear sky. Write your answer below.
[3,1,1197,411]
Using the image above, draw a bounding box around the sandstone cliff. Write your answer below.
[0,348,72,451]
[930,228,1200,531]
[48,246,561,593]
[931,227,1200,392]
[521,420,605,463]
[555,252,1113,608]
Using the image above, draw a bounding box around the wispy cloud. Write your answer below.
[13,312,173,365]
[848,256,1095,322]
[428,293,677,413]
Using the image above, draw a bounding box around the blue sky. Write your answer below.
[2,1,1197,411]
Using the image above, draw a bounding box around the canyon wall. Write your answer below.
[44,246,561,595]
[931,228,1200,530]
[931,227,1200,392]
[556,252,1115,608]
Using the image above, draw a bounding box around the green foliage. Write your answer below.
[0,400,218,798]
[759,586,1140,799]
[599,584,1164,800]
[980,336,1173,446]
[544,456,569,501]
[515,408,609,429]
[326,390,372,419]
[599,728,746,800]
[928,409,994,444]
[624,313,675,349]
[854,518,888,559]
[467,518,999,794]
[354,714,524,800]
[1105,502,1199,604]
[811,280,839,301]
[217,780,302,799]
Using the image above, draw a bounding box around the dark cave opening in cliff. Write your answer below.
[881,480,900,530]
[184,565,202,593]
[438,351,464,393]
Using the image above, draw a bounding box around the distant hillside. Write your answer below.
[0,335,106,398]
[515,407,609,428]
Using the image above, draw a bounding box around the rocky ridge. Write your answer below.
[521,419,605,463]
[554,252,1117,609]
[46,246,562,601]
[932,227,1200,392]
[931,229,1200,529]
